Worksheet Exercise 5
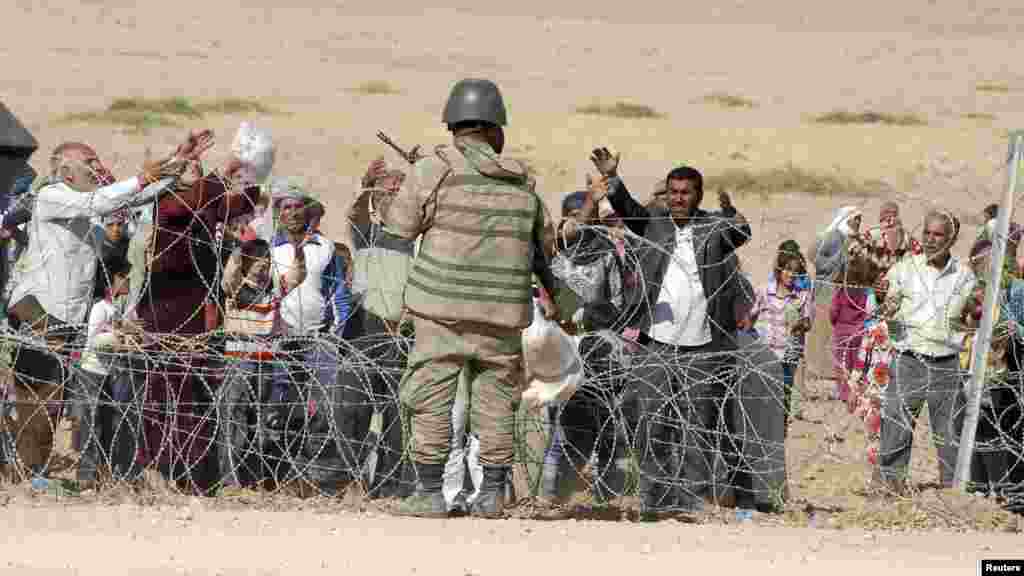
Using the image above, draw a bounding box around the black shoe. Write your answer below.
[469,466,510,519]
[392,463,448,519]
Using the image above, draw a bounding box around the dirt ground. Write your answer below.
[0,485,1022,575]
[6,0,1024,571]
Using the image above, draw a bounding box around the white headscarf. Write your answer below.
[814,206,862,281]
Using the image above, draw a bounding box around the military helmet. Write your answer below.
[442,78,507,128]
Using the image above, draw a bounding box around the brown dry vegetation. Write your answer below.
[350,80,402,95]
[976,83,1012,94]
[703,92,757,109]
[575,101,663,119]
[813,110,927,127]
[707,165,887,198]
[58,97,276,133]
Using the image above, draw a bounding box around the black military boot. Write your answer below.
[470,466,510,519]
[392,463,448,519]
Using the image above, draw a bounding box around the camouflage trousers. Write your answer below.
[400,316,523,467]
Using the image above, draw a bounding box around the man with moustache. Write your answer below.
[878,210,975,493]
[588,147,751,518]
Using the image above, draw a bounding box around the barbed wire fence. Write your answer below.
[0,147,1021,529]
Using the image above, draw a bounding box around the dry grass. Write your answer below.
[58,97,276,132]
[350,80,401,95]
[827,490,1021,532]
[193,98,274,115]
[703,92,757,109]
[964,112,997,121]
[977,83,1011,94]
[813,109,927,126]
[575,101,664,119]
[707,164,886,198]
[61,108,181,132]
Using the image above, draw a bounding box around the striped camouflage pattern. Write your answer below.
[385,136,543,329]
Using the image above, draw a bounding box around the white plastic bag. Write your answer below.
[231,121,276,185]
[521,299,582,409]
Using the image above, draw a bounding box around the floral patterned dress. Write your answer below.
[847,290,892,466]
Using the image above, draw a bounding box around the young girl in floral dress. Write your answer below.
[847,288,891,467]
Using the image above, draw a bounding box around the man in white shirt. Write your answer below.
[5,134,206,476]
[879,210,975,492]
[593,148,752,517]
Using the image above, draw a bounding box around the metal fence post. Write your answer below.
[953,132,1024,490]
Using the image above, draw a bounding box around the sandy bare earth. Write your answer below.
[5,0,1024,572]
[0,500,1021,576]
[6,0,1024,282]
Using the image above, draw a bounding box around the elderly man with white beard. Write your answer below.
[6,132,210,480]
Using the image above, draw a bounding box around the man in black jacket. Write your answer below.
[589,148,751,517]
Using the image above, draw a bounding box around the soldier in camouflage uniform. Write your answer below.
[383,78,559,518]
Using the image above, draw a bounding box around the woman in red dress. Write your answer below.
[131,130,271,493]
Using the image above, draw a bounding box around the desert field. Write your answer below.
[4,0,1024,572]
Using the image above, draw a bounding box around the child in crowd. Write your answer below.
[829,256,876,403]
[75,257,133,489]
[847,288,890,469]
[750,240,814,427]
[218,238,306,490]
[539,189,627,515]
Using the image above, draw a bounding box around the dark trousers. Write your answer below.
[337,308,409,496]
[545,334,629,500]
[278,336,350,489]
[10,342,67,476]
[729,333,788,509]
[72,368,107,482]
[624,338,735,511]
[217,359,277,487]
[969,376,1022,494]
[1001,341,1024,491]
[73,365,139,482]
[104,363,142,482]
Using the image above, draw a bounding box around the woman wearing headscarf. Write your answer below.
[130,123,272,492]
[814,206,863,283]
[807,207,862,393]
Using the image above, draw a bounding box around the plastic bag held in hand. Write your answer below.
[521,299,583,410]
[231,122,276,185]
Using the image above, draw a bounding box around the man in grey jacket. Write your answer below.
[589,147,751,518]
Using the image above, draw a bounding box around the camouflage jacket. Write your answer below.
[384,136,555,329]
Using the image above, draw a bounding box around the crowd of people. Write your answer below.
[0,78,1022,522]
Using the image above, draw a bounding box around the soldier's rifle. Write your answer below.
[376,131,423,165]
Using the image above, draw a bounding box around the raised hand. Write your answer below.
[139,155,188,187]
[363,156,388,188]
[589,147,620,178]
[177,129,215,161]
[718,189,734,212]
